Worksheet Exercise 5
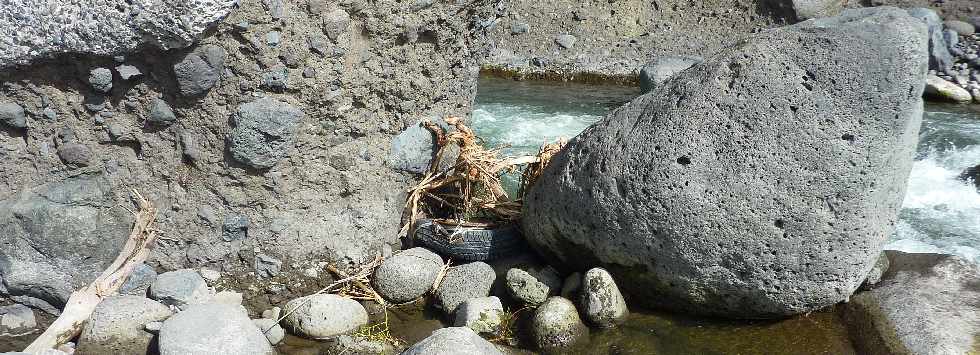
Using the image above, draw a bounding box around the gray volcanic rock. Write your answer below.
[173,44,226,97]
[0,0,236,68]
[454,296,505,334]
[372,247,443,303]
[77,295,173,355]
[149,269,213,310]
[907,8,953,71]
[227,97,304,169]
[434,262,496,315]
[118,263,157,296]
[282,294,368,339]
[0,102,26,128]
[844,251,980,355]
[147,98,177,123]
[159,303,274,355]
[0,173,132,313]
[638,55,703,94]
[402,327,503,355]
[522,7,928,318]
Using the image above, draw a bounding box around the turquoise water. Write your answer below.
[472,77,980,263]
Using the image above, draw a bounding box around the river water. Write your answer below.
[472,77,980,264]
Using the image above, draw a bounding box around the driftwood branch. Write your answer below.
[24,190,158,353]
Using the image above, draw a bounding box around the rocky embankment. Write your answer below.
[1,0,979,355]
[0,0,492,317]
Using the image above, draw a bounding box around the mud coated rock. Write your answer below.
[402,327,503,355]
[522,7,928,318]
[844,251,980,355]
[76,295,173,355]
[227,97,304,169]
[254,253,282,278]
[372,247,443,303]
[282,294,368,339]
[159,303,274,355]
[434,261,496,315]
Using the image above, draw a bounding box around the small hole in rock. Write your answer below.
[676,156,691,165]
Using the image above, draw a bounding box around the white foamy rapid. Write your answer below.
[472,79,980,263]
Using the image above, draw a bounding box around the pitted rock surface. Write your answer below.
[0,0,237,68]
[523,7,929,318]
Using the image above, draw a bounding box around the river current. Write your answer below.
[472,77,980,264]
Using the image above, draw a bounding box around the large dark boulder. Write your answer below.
[844,251,979,355]
[522,8,928,318]
[0,173,133,313]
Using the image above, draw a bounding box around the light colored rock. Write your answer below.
[373,247,443,303]
[505,266,561,306]
[0,1,237,68]
[531,297,588,351]
[453,296,505,334]
[261,306,281,320]
[76,295,173,355]
[523,7,929,318]
[88,68,113,93]
[211,291,243,305]
[252,318,285,345]
[434,262,496,315]
[580,268,628,328]
[638,55,703,94]
[282,294,368,339]
[944,20,975,36]
[254,253,282,278]
[925,75,973,102]
[199,268,221,284]
[907,8,953,70]
[149,269,213,310]
[555,34,577,49]
[402,327,503,355]
[0,304,36,332]
[844,251,980,355]
[115,65,141,80]
[862,252,890,288]
[158,303,274,355]
[791,0,843,20]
